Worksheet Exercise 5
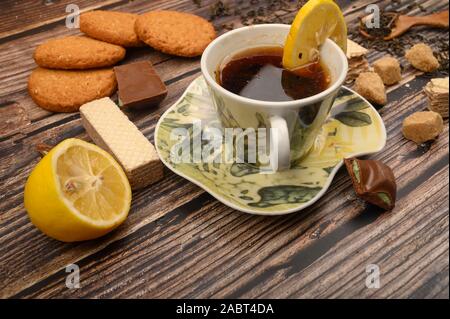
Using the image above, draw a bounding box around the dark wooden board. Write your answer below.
[0,0,448,299]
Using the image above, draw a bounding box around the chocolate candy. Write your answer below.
[114,61,167,109]
[344,158,397,210]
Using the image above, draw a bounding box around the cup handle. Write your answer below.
[269,115,290,171]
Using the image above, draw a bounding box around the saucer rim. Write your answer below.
[154,76,387,216]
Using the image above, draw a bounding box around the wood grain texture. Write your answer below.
[0,0,448,299]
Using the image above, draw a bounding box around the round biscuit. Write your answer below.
[33,36,126,69]
[28,67,117,112]
[135,10,216,57]
[80,10,143,47]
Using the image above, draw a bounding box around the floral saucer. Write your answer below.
[155,76,386,215]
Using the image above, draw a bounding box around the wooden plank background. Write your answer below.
[0,0,448,299]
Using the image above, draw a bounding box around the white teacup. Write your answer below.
[201,24,348,171]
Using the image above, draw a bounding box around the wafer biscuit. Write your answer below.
[346,39,370,83]
[346,39,368,59]
[424,77,449,117]
[80,97,163,189]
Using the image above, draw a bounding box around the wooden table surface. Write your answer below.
[0,0,448,299]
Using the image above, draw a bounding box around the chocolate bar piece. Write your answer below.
[80,97,163,190]
[344,158,397,210]
[114,61,167,109]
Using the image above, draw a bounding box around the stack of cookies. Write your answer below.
[29,36,125,112]
[28,10,216,113]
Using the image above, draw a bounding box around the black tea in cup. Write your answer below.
[217,46,331,102]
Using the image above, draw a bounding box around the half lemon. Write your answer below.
[24,138,131,242]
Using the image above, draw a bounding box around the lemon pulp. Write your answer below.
[56,145,128,223]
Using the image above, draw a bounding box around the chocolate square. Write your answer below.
[114,61,167,109]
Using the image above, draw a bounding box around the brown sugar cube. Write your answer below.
[405,43,440,73]
[402,111,443,144]
[354,72,387,105]
[373,56,402,85]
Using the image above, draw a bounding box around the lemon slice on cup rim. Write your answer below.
[283,0,347,70]
[24,138,131,242]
